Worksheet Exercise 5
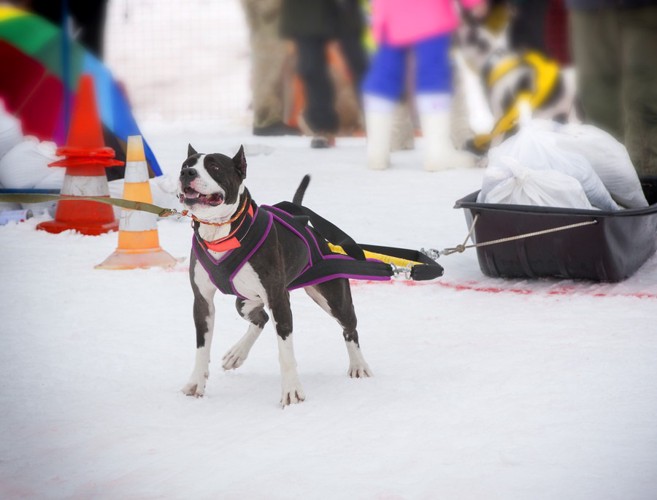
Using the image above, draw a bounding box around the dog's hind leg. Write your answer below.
[305,280,372,378]
[182,259,217,397]
[222,298,268,370]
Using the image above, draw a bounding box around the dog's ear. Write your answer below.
[187,144,198,157]
[233,145,247,179]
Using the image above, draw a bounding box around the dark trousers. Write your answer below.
[570,7,657,176]
[509,0,550,53]
[294,35,368,133]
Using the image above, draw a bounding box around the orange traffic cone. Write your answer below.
[37,74,123,235]
[96,135,177,269]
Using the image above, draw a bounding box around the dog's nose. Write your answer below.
[180,167,198,181]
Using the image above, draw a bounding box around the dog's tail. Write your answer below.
[293,175,311,205]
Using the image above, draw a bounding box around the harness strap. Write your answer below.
[273,201,366,261]
[486,55,521,87]
[263,203,393,287]
[270,201,444,284]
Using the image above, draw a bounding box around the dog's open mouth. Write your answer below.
[179,187,225,206]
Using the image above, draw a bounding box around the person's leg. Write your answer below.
[295,36,339,138]
[569,9,623,140]
[69,0,109,59]
[415,34,474,170]
[619,6,657,176]
[241,0,298,135]
[337,32,369,101]
[361,43,406,169]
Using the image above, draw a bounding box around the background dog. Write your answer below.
[178,145,372,406]
[454,13,579,153]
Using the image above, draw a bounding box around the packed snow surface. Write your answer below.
[2,130,657,499]
[2,0,657,498]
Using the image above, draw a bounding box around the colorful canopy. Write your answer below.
[0,5,162,178]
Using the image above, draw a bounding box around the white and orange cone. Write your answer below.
[37,74,122,235]
[96,135,176,269]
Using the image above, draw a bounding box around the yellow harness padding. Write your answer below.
[328,243,422,268]
[473,51,561,150]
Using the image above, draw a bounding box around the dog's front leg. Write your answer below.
[222,298,268,370]
[182,259,217,398]
[269,289,305,407]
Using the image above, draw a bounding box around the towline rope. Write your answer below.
[430,214,598,258]
[0,192,187,218]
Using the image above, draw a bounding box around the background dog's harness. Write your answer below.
[472,50,561,151]
[192,199,443,298]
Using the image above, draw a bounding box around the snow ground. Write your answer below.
[2,1,657,499]
[2,130,657,500]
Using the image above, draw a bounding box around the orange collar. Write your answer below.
[202,203,255,253]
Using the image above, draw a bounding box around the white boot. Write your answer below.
[364,95,396,170]
[420,112,475,171]
[365,111,394,170]
[417,93,475,171]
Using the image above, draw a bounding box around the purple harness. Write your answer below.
[192,202,395,299]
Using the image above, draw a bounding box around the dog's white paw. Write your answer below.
[280,384,306,407]
[222,343,248,370]
[182,373,208,398]
[348,363,373,378]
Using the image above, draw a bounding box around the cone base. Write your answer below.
[95,248,177,270]
[37,219,118,236]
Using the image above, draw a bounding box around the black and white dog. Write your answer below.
[178,145,371,406]
[454,13,579,152]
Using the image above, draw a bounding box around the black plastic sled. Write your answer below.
[454,178,657,283]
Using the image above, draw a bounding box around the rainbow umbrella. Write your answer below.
[0,5,162,178]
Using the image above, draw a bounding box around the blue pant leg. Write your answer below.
[362,43,407,100]
[415,34,453,94]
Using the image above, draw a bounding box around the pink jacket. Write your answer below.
[371,0,485,46]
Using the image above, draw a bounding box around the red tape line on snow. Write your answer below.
[352,279,657,300]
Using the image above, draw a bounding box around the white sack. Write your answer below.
[0,103,23,159]
[33,167,65,190]
[0,137,59,189]
[556,123,648,208]
[484,120,620,211]
[478,156,594,209]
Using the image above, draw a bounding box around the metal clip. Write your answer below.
[390,263,414,280]
[160,208,191,221]
[440,245,467,256]
[420,248,442,261]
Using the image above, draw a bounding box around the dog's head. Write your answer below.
[454,12,508,73]
[178,144,247,222]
